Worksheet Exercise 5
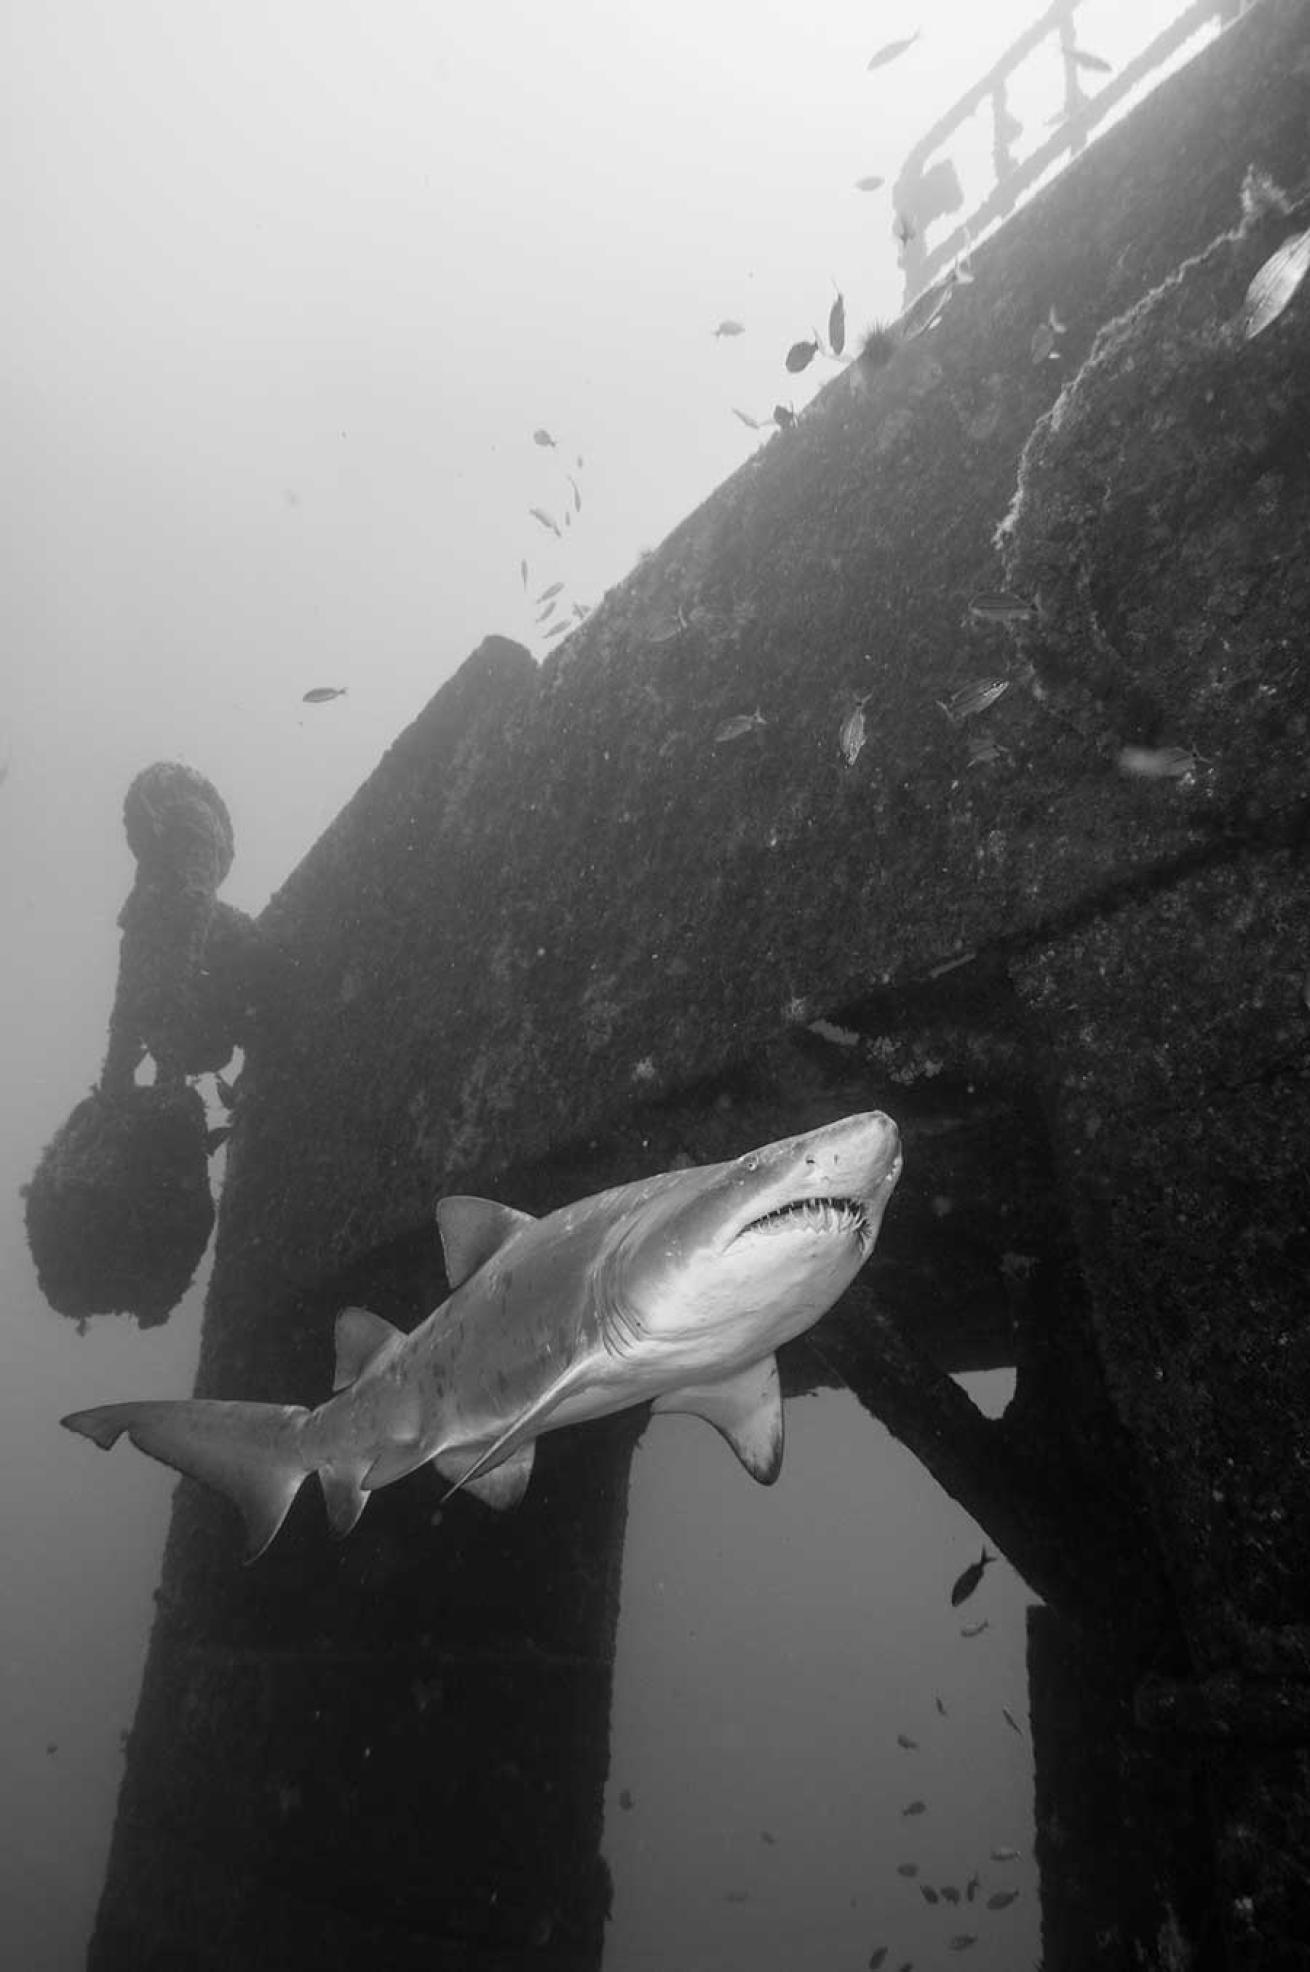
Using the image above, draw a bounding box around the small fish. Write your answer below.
[897,1862,919,1877]
[965,1874,980,1902]
[893,212,916,249]
[1002,1708,1023,1735]
[896,1732,918,1750]
[829,290,847,356]
[896,1963,914,1972]
[537,581,564,603]
[713,319,746,338]
[902,281,953,340]
[966,734,1006,769]
[714,709,767,744]
[519,558,528,589]
[948,1937,978,1953]
[533,428,556,448]
[987,1890,1019,1910]
[536,602,558,624]
[1030,305,1068,363]
[544,621,570,640]
[529,507,561,536]
[968,592,1038,624]
[901,1800,927,1817]
[1239,226,1310,340]
[725,1889,749,1904]
[302,686,347,703]
[46,1742,57,1755]
[1117,744,1199,781]
[867,30,921,71]
[205,1126,231,1155]
[938,682,1009,724]
[940,1886,961,1905]
[920,1885,939,1905]
[854,174,886,193]
[572,602,590,622]
[1072,47,1113,73]
[732,407,764,429]
[785,337,820,373]
[618,1788,634,1810]
[760,1830,776,1845]
[960,1618,990,1638]
[772,403,796,429]
[569,475,582,513]
[839,694,872,766]
[990,1847,1020,1862]
[215,1074,239,1110]
[935,1695,948,1717]
[951,1548,995,1606]
[868,1952,889,1971]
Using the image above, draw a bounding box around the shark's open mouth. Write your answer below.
[740,1197,868,1240]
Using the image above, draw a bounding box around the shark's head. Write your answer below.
[598,1111,902,1372]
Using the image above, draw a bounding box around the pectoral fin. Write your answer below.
[457,1442,536,1510]
[651,1355,784,1484]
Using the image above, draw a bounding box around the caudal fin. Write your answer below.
[61,1399,311,1561]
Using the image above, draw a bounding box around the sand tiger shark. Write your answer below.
[62,1111,901,1560]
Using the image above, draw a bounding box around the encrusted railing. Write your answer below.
[893,0,1249,300]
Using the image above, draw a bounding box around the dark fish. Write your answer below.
[536,602,558,624]
[950,1547,995,1606]
[760,1830,776,1845]
[987,1890,1019,1910]
[867,30,921,71]
[537,581,564,602]
[520,558,528,589]
[572,602,590,622]
[990,1846,1020,1862]
[901,1800,927,1817]
[618,1788,634,1810]
[1117,744,1199,781]
[713,319,746,338]
[967,593,1037,624]
[714,709,767,744]
[215,1074,238,1109]
[854,173,886,192]
[868,1952,889,1971]
[960,1619,990,1638]
[1239,227,1310,340]
[896,1732,918,1750]
[1002,1707,1023,1735]
[940,1885,961,1905]
[785,337,820,373]
[948,1937,978,1953]
[725,1889,749,1904]
[839,694,872,766]
[773,403,796,429]
[938,681,1009,724]
[529,507,561,536]
[46,1742,57,1755]
[569,475,582,513]
[896,1862,919,1877]
[935,1695,948,1717]
[965,1874,980,1902]
[302,686,347,703]
[544,621,570,640]
[829,290,847,356]
[533,428,557,447]
[205,1126,231,1155]
[732,407,764,429]
[920,1885,939,1905]
[1072,47,1113,73]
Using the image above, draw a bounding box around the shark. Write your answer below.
[61,1110,901,1560]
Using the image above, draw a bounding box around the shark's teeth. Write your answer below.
[741,1197,866,1239]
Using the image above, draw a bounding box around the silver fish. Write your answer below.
[854,174,886,192]
[529,506,560,536]
[532,428,556,448]
[990,1846,1020,1862]
[714,709,767,744]
[543,621,570,640]
[1002,1707,1022,1735]
[967,593,1037,624]
[537,581,564,602]
[732,408,764,429]
[1116,744,1199,781]
[786,337,820,373]
[960,1618,990,1638]
[867,30,921,71]
[986,1890,1019,1910]
[938,680,1009,723]
[966,734,1007,768]
[839,694,872,766]
[1239,227,1310,340]
[536,601,558,624]
[868,1952,889,1971]
[302,686,347,703]
[62,1115,902,1558]
[713,319,746,338]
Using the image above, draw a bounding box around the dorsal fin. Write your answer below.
[333,1307,405,1392]
[651,1355,785,1484]
[436,1196,536,1289]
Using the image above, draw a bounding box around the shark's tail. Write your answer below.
[61,1399,313,1561]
